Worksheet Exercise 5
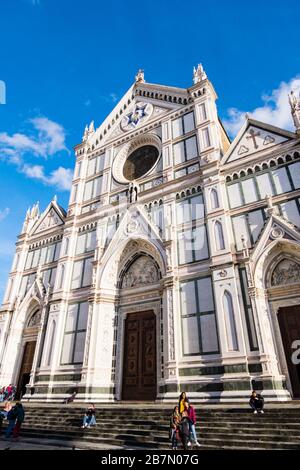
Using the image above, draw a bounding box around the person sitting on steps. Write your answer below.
[81,403,96,428]
[249,390,264,414]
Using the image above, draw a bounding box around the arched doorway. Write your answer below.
[16,309,40,399]
[119,254,160,400]
[270,258,300,398]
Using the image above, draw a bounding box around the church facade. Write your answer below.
[0,66,300,402]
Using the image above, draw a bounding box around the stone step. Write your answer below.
[8,428,300,450]
[19,418,300,436]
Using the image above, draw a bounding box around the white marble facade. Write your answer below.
[1,66,300,402]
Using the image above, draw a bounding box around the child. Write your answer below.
[170,406,181,450]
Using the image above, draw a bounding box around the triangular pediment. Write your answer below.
[251,212,300,264]
[31,201,65,235]
[82,81,189,149]
[222,118,295,165]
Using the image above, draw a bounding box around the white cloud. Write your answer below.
[31,117,68,155]
[0,208,10,222]
[223,75,300,138]
[47,167,73,191]
[0,116,68,161]
[22,164,73,191]
[0,117,72,191]
[110,93,118,103]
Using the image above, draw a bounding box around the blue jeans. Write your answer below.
[189,422,198,442]
[83,415,96,426]
[5,419,16,437]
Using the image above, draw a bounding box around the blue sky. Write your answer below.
[0,0,300,300]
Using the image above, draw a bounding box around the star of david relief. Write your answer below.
[120,102,153,132]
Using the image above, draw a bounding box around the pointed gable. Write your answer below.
[222,118,295,165]
[78,80,189,150]
[31,201,66,235]
[251,212,300,265]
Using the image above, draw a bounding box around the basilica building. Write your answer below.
[0,66,300,402]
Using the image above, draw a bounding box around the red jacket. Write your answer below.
[187,405,196,425]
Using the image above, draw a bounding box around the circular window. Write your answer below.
[123,145,159,181]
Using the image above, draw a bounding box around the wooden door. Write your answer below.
[278,306,300,398]
[122,311,156,400]
[16,341,36,399]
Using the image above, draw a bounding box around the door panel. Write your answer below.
[16,341,36,399]
[278,306,300,398]
[122,311,156,400]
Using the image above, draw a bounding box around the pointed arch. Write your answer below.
[223,290,238,351]
[214,220,225,251]
[47,320,56,366]
[210,188,219,209]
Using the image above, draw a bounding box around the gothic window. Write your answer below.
[279,199,300,227]
[172,112,195,138]
[19,273,36,299]
[71,184,78,203]
[63,237,69,256]
[223,290,238,351]
[25,242,61,270]
[173,136,198,165]
[58,265,65,289]
[71,257,93,289]
[75,230,96,255]
[241,178,258,204]
[227,183,243,208]
[47,320,56,366]
[271,167,292,193]
[226,162,299,209]
[180,277,219,355]
[123,145,159,181]
[289,162,300,189]
[61,302,88,365]
[198,103,207,122]
[210,188,219,209]
[83,176,103,201]
[232,209,265,250]
[214,221,225,251]
[256,172,273,198]
[176,194,204,224]
[239,268,259,351]
[201,127,211,148]
[42,267,57,288]
[177,225,209,264]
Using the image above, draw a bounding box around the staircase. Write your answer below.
[1,405,300,450]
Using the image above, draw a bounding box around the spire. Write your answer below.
[193,63,207,85]
[82,124,89,142]
[289,90,300,134]
[89,120,95,133]
[135,69,145,83]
